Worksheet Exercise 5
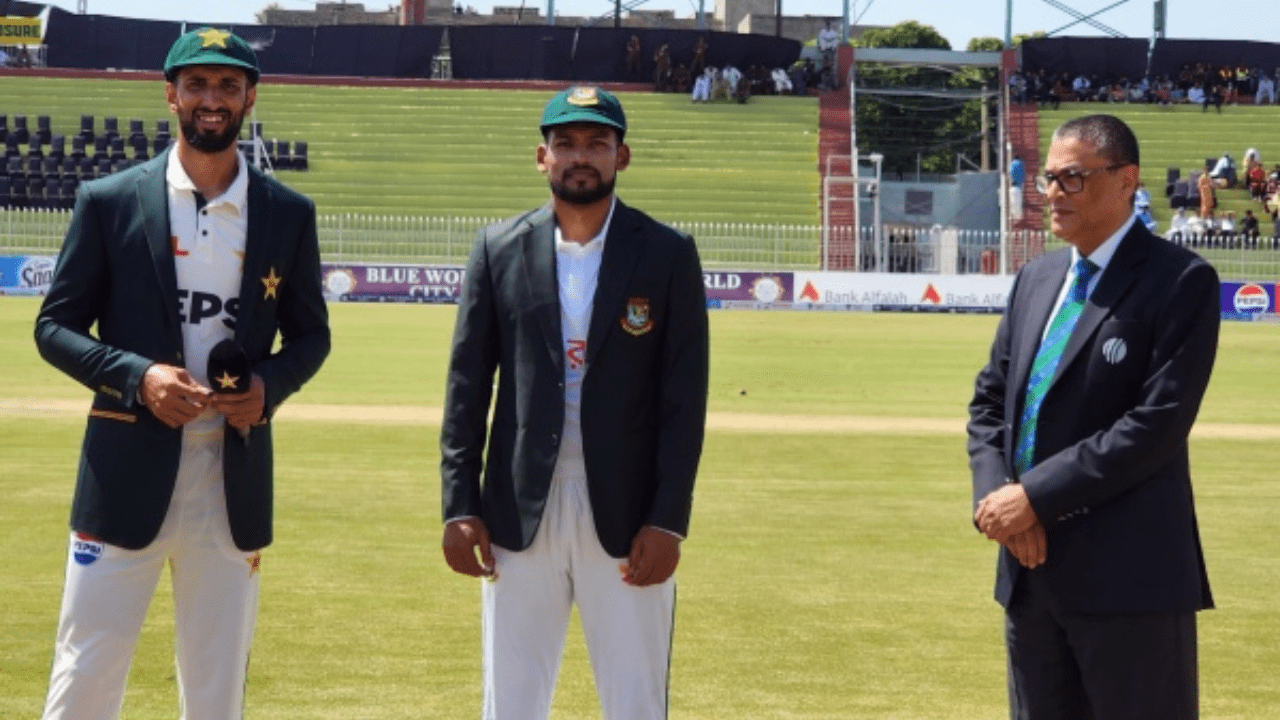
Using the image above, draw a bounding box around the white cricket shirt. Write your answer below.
[552,198,615,481]
[166,149,249,436]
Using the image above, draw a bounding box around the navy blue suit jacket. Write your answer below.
[439,201,709,558]
[968,223,1218,614]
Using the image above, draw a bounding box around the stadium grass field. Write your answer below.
[3,298,1280,719]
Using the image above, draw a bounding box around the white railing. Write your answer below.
[4,208,1280,278]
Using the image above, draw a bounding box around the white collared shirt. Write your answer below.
[166,149,250,436]
[551,197,616,481]
[1041,215,1133,342]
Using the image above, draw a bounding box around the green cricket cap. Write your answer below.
[164,27,260,84]
[540,86,627,141]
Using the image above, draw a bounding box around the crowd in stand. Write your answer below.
[636,33,837,102]
[1010,64,1278,110]
[1163,147,1280,247]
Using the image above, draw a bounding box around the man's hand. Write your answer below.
[1002,523,1047,569]
[209,374,266,430]
[620,526,681,587]
[442,518,495,579]
[975,483,1039,543]
[140,364,212,428]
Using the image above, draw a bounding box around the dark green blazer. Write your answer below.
[440,201,709,558]
[35,148,330,552]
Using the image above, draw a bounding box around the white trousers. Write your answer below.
[482,471,675,720]
[42,432,261,720]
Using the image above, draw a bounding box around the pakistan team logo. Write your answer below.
[621,296,654,336]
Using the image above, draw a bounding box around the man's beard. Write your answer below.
[549,170,615,206]
[180,108,245,154]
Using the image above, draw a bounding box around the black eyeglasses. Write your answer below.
[1035,164,1127,195]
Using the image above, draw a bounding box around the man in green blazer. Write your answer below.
[440,86,709,719]
[34,28,329,719]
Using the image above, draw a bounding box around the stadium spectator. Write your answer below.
[1242,209,1260,239]
[625,35,642,81]
[653,44,671,92]
[722,64,742,100]
[1187,83,1206,105]
[1135,181,1157,232]
[672,63,692,94]
[817,21,839,78]
[1009,155,1025,220]
[1219,211,1236,241]
[771,67,793,94]
[1009,71,1028,104]
[1046,76,1067,109]
[1198,167,1216,218]
[15,45,30,68]
[1203,83,1224,112]
[1246,155,1267,200]
[711,65,732,101]
[0,48,8,67]
[1071,73,1090,100]
[690,67,712,103]
[735,72,752,104]
[1209,152,1236,188]
[691,36,708,78]
[748,65,769,96]
[1256,73,1276,105]
[788,59,809,96]
[1166,207,1190,242]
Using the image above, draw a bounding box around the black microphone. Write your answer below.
[208,339,252,444]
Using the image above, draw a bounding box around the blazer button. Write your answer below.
[176,351,183,361]
[551,433,559,443]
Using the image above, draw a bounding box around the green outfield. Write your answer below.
[3,298,1279,719]
[0,76,820,225]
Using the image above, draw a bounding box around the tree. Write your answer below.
[852,21,991,178]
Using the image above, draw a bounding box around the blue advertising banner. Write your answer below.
[1219,281,1277,322]
[0,255,56,295]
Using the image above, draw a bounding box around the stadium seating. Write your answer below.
[36,115,51,144]
[12,115,28,145]
[102,116,119,145]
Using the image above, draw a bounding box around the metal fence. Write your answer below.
[4,208,1280,279]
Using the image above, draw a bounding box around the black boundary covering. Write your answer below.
[450,25,801,81]
[0,0,45,17]
[42,7,444,78]
[1020,37,1149,80]
[1150,40,1280,79]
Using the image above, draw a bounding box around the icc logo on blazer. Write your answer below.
[1101,337,1127,365]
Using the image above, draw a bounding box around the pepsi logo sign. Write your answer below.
[1233,284,1270,314]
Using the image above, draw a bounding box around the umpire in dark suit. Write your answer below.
[440,86,708,719]
[968,114,1219,720]
[34,28,329,719]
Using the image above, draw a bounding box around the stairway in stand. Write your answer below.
[1007,102,1047,269]
[817,46,856,269]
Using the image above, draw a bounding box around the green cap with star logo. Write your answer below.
[164,27,260,84]
[540,86,627,141]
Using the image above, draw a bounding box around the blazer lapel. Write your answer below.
[1052,225,1148,384]
[1010,250,1070,405]
[235,168,273,341]
[138,149,182,350]
[587,201,644,366]
[519,205,563,371]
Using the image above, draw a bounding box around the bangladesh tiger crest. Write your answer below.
[621,297,654,336]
